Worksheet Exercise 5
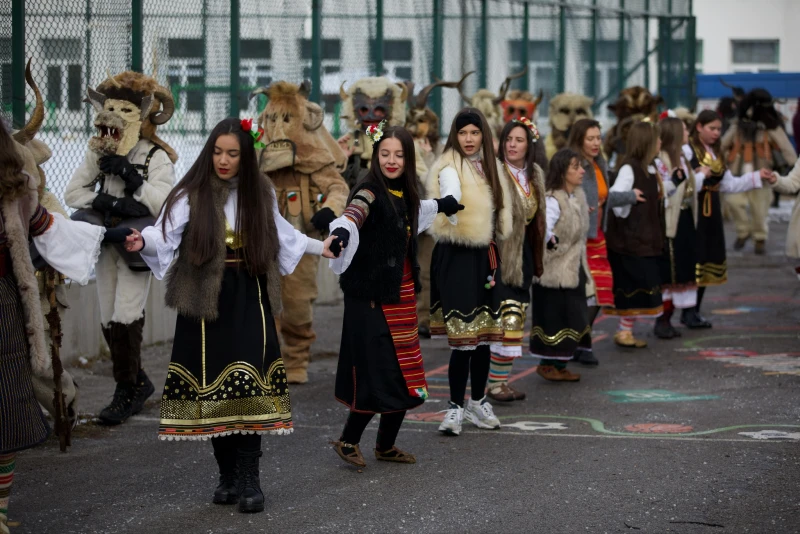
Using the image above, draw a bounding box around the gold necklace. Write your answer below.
[504,163,532,197]
[388,188,404,199]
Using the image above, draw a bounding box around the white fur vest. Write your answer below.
[1,173,50,376]
[538,188,590,289]
[425,149,513,247]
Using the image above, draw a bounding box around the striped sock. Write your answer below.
[0,453,16,519]
[618,317,635,331]
[488,353,515,386]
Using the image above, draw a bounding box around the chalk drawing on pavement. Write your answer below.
[604,389,719,403]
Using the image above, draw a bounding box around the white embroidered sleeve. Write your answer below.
[545,196,561,242]
[610,165,635,218]
[140,195,189,280]
[720,170,762,194]
[273,196,319,276]
[32,213,105,286]
[439,166,461,225]
[418,199,439,233]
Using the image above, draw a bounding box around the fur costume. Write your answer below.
[545,93,594,159]
[539,188,591,290]
[253,80,349,384]
[425,149,513,246]
[339,77,407,183]
[64,71,176,387]
[603,86,664,163]
[457,69,534,139]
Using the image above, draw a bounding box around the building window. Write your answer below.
[370,39,413,80]
[239,39,272,111]
[41,37,83,111]
[731,40,779,73]
[508,40,556,118]
[300,38,342,81]
[167,38,204,113]
[580,40,625,112]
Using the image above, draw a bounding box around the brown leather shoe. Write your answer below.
[614,330,647,348]
[537,365,564,381]
[558,368,581,381]
[486,383,518,402]
[733,235,750,250]
[754,240,766,255]
[374,446,416,464]
[331,441,366,468]
[509,383,527,400]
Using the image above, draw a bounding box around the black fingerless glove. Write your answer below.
[99,155,144,194]
[435,195,465,216]
[91,192,116,213]
[670,168,687,188]
[329,227,350,257]
[310,207,337,232]
[102,227,133,244]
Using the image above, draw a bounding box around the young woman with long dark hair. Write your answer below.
[125,117,338,513]
[566,119,642,365]
[427,108,513,436]
[327,125,462,467]
[529,148,590,381]
[485,118,546,402]
[687,110,772,326]
[604,121,665,347]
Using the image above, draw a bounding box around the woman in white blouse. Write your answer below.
[125,117,337,514]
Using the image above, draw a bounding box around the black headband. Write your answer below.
[455,112,482,132]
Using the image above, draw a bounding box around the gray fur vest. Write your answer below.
[164,177,282,321]
[538,188,590,289]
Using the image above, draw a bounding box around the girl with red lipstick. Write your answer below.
[124,117,339,514]
[426,108,514,436]
[567,119,642,363]
[326,124,462,467]
[484,118,546,402]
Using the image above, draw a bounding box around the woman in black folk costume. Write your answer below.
[485,118,546,403]
[427,108,515,437]
[125,118,338,514]
[604,121,665,347]
[687,110,772,326]
[529,149,591,381]
[327,125,462,467]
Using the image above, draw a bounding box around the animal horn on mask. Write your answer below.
[13,59,45,145]
[249,86,269,101]
[299,80,312,99]
[445,70,476,104]
[493,67,527,105]
[415,71,474,110]
[149,84,175,125]
[339,81,348,101]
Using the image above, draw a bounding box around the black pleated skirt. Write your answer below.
[661,208,698,290]
[695,190,727,286]
[158,262,292,440]
[529,268,590,360]
[606,250,663,316]
[0,273,50,454]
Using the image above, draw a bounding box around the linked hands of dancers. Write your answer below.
[327,228,349,257]
[436,195,465,216]
[633,188,646,202]
[759,167,778,184]
[121,229,345,259]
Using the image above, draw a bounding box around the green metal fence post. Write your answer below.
[432,0,443,119]
[131,0,143,73]
[617,0,625,95]
[557,5,566,93]
[374,0,384,76]
[11,0,25,128]
[479,0,487,88]
[644,0,650,89]
[687,15,696,108]
[589,0,597,99]
[201,0,208,134]
[229,0,240,117]
[522,2,529,90]
[84,0,92,134]
[310,0,322,103]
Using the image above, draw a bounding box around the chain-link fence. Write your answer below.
[2,0,694,205]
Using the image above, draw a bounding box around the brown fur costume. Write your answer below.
[545,93,594,159]
[603,86,664,161]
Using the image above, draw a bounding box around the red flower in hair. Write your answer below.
[241,118,253,132]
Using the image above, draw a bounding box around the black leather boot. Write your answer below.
[212,438,239,505]
[653,315,675,339]
[98,382,136,425]
[131,368,155,415]
[237,449,265,513]
[681,308,712,329]
[572,348,599,366]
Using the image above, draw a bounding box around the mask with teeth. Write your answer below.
[87,92,153,157]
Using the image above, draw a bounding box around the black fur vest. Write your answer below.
[339,181,421,304]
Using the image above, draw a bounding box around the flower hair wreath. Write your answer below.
[512,117,540,143]
[366,120,387,144]
[240,118,266,149]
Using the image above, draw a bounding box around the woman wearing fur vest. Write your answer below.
[485,118,546,403]
[427,108,514,437]
[604,121,665,347]
[327,125,462,468]
[1,124,109,534]
[125,118,338,513]
[567,118,641,366]
[529,149,591,382]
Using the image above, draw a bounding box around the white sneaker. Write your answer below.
[438,402,464,436]
[464,397,501,430]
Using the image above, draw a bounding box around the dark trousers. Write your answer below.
[340,410,406,451]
